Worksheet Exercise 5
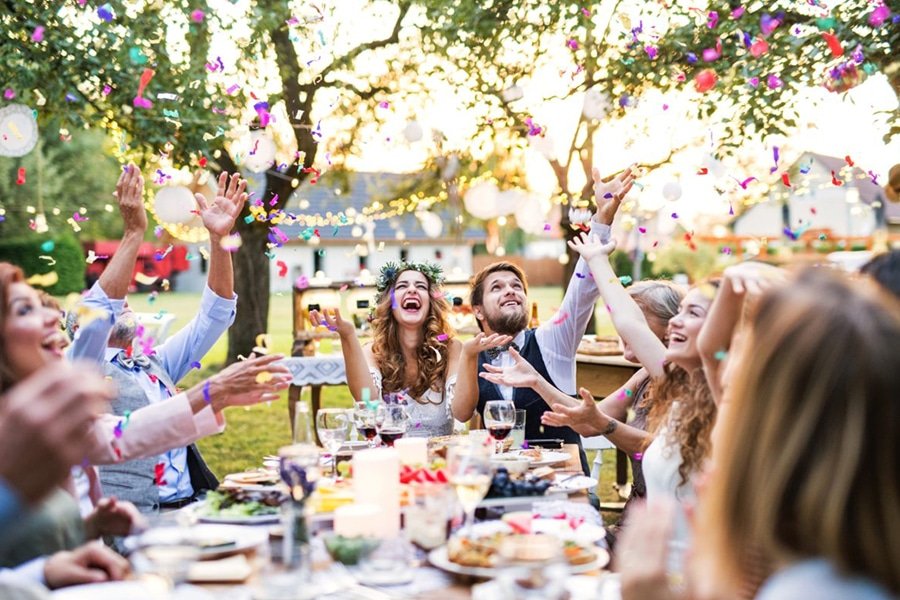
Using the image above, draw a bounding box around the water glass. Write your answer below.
[316,409,352,477]
[405,483,453,551]
[511,409,526,449]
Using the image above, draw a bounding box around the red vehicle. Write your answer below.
[83,240,190,292]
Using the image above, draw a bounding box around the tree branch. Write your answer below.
[318,1,411,80]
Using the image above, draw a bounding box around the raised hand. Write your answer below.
[309,308,355,338]
[541,388,604,437]
[113,163,147,234]
[207,353,292,410]
[196,171,248,240]
[462,332,514,358]
[722,261,786,297]
[479,348,539,388]
[567,230,616,262]
[592,165,636,226]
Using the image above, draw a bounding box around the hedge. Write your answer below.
[0,235,85,295]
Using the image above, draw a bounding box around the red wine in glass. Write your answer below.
[488,424,513,440]
[359,427,378,441]
[379,428,405,446]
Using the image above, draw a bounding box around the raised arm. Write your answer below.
[98,163,147,300]
[569,232,667,378]
[196,171,247,300]
[452,332,513,422]
[310,308,376,402]
[698,261,784,405]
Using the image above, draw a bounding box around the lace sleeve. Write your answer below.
[369,368,384,399]
[444,374,458,411]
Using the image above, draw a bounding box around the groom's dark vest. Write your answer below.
[477,328,589,475]
[98,357,219,512]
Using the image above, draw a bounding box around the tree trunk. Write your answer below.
[227,223,271,362]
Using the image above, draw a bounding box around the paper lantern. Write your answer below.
[463,181,501,220]
[582,88,610,120]
[0,104,39,157]
[417,211,443,239]
[662,182,683,202]
[154,186,198,224]
[495,188,527,217]
[242,129,277,173]
[694,69,718,93]
[501,85,524,103]
[514,193,551,234]
[402,121,423,142]
[528,132,556,161]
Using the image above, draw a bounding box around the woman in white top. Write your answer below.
[312,262,466,438]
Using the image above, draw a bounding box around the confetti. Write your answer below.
[191,9,205,22]
[618,275,633,286]
[276,260,288,277]
[671,212,679,219]
[26,272,58,287]
[31,26,44,42]
[551,311,570,325]
[696,167,708,175]
[770,146,780,173]
[16,167,26,185]
[750,38,768,57]
[821,32,844,57]
[733,176,758,190]
[97,3,114,21]
[638,227,647,233]
[844,155,854,167]
[436,334,449,342]
[714,350,728,361]
[190,361,201,370]
[220,233,243,251]
[766,74,783,89]
[694,69,717,92]
[38,255,56,266]
[134,272,158,285]
[255,371,273,384]
[781,173,792,188]
[133,68,155,109]
[40,240,54,252]
[831,170,844,186]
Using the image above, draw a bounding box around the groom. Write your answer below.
[455,167,635,474]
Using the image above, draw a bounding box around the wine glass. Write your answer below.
[353,401,379,448]
[446,443,492,536]
[375,403,409,447]
[484,400,516,453]
[316,408,352,477]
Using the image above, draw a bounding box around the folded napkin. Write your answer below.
[187,554,253,583]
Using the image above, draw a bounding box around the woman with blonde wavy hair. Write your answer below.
[312,261,482,437]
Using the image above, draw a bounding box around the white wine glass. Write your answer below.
[316,408,351,478]
[484,399,516,453]
[447,444,492,536]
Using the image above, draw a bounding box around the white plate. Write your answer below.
[497,449,571,467]
[53,582,213,600]
[549,474,599,494]
[134,524,269,558]
[428,545,609,578]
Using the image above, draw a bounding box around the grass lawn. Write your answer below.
[120,287,626,513]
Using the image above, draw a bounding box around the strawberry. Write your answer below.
[435,469,448,483]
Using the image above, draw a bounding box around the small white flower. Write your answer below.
[568,207,593,225]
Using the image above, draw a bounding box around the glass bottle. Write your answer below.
[529,301,540,328]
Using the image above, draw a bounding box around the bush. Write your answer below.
[0,235,85,294]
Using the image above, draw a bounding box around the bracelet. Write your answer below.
[601,419,618,436]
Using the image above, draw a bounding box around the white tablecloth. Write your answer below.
[280,356,347,386]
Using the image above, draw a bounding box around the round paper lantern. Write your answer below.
[528,132,556,160]
[495,188,527,218]
[0,104,39,157]
[501,85,524,103]
[402,121,423,142]
[154,186,197,224]
[662,182,683,202]
[417,211,443,239]
[463,181,501,220]
[582,89,610,120]
[242,129,277,173]
[514,193,551,234]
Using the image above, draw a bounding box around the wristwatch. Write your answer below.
[601,419,618,437]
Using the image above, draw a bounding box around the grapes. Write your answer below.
[486,468,551,499]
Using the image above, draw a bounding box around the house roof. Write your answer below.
[277,171,485,243]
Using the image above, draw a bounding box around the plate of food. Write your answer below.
[195,488,284,524]
[428,519,609,577]
[223,469,281,488]
[497,448,571,468]
[129,524,269,560]
[548,473,599,494]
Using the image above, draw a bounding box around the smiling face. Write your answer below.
[390,270,431,328]
[664,288,713,371]
[473,270,529,336]
[2,282,68,383]
[108,301,137,349]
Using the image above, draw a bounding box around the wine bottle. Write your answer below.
[529,301,540,328]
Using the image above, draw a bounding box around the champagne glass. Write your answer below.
[447,444,492,536]
[375,403,409,447]
[484,400,516,453]
[316,408,352,477]
[353,401,379,448]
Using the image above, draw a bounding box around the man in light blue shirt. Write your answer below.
[78,166,249,512]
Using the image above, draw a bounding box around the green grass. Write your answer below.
[119,287,626,512]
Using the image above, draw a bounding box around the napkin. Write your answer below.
[187,554,253,583]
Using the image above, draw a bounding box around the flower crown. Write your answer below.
[375,261,445,301]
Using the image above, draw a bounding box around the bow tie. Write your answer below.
[485,341,519,361]
[115,350,151,370]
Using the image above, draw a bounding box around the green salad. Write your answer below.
[202,488,283,517]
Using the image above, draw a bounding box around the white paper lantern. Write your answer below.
[501,85,524,103]
[463,181,501,220]
[514,193,551,234]
[242,129,277,173]
[0,104,39,157]
[417,211,443,239]
[402,121,423,143]
[582,89,610,121]
[528,132,556,161]
[495,188,527,217]
[154,186,198,224]
[662,181,683,202]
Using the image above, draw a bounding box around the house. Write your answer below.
[733,152,898,239]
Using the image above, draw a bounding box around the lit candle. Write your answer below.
[394,437,428,466]
[352,448,400,537]
[333,503,383,537]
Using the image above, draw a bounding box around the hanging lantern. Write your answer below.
[242,128,277,173]
[463,181,501,220]
[582,88,610,120]
[417,210,443,239]
[514,193,551,234]
[0,104,39,157]
[152,185,207,242]
[662,181,683,202]
[402,121,423,142]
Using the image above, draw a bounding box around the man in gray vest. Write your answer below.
[84,165,249,512]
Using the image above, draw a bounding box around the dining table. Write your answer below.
[112,443,616,600]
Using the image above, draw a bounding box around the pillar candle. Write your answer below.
[351,448,400,537]
[333,503,383,537]
[394,437,428,466]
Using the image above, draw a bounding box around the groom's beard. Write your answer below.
[485,307,528,337]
